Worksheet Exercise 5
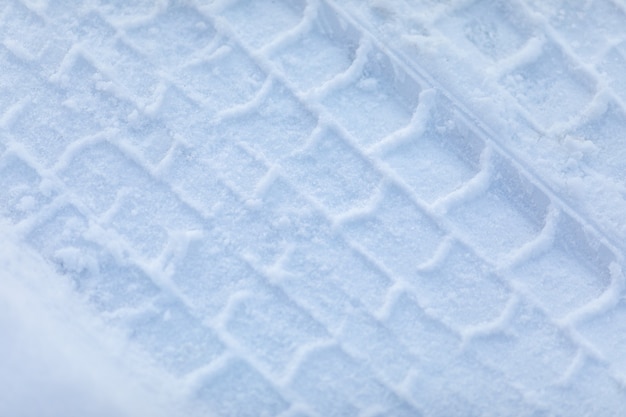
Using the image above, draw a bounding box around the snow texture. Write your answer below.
[1,0,626,415]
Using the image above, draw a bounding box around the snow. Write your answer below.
[1,0,626,415]
[0,223,183,417]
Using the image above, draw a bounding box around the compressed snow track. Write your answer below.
[1,0,626,415]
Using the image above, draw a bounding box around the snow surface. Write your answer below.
[1,0,626,415]
[0,222,185,417]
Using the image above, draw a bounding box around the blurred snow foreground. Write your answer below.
[2,0,626,416]
[0,223,184,417]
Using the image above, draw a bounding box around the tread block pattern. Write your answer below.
[380,98,483,204]
[172,242,265,318]
[284,240,393,313]
[219,0,306,49]
[440,0,534,61]
[279,259,359,335]
[94,40,160,103]
[541,359,626,416]
[573,100,626,184]
[0,154,54,222]
[162,143,241,217]
[384,291,460,367]
[0,45,39,108]
[125,5,216,69]
[469,301,577,391]
[85,261,160,314]
[407,353,537,417]
[9,102,79,168]
[576,300,626,378]
[26,203,160,311]
[289,346,418,417]
[283,128,382,215]
[177,44,266,110]
[150,85,198,128]
[2,0,625,414]
[56,142,133,211]
[500,41,596,128]
[129,299,225,376]
[24,203,222,376]
[338,311,415,384]
[510,243,610,319]
[487,153,552,226]
[27,204,92,258]
[211,142,268,198]
[1,0,48,58]
[272,18,357,93]
[225,287,329,375]
[195,359,290,417]
[212,85,318,163]
[413,243,511,329]
[529,0,626,62]
[61,141,203,258]
[447,182,543,260]
[320,49,419,146]
[341,185,446,277]
[63,51,134,109]
[123,117,174,166]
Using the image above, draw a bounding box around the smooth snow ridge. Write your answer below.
[1,0,626,416]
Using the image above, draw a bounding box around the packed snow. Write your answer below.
[1,0,626,415]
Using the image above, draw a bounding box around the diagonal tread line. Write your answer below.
[324,0,625,261]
